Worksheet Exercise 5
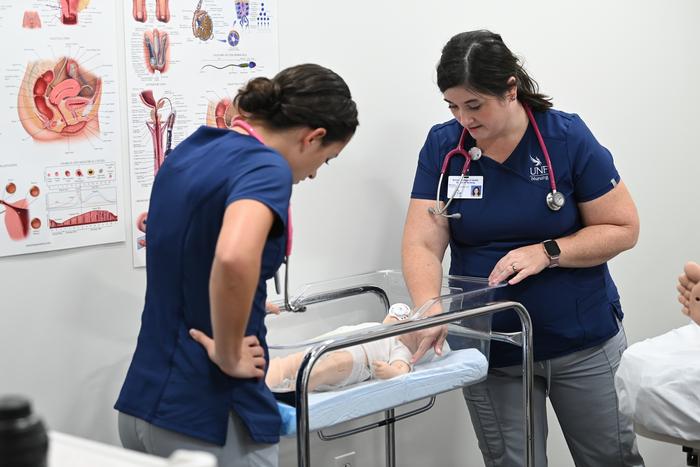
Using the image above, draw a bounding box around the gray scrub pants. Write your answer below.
[118,412,278,467]
[463,325,644,467]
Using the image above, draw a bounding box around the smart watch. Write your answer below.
[542,239,561,268]
[388,303,411,320]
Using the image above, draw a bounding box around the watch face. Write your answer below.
[543,240,560,256]
[388,302,411,319]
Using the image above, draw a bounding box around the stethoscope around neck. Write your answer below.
[428,104,565,219]
[231,117,306,312]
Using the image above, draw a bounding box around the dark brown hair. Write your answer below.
[437,30,552,111]
[235,63,359,144]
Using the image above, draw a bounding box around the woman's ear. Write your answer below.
[302,128,327,148]
[507,76,517,101]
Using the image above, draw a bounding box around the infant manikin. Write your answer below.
[266,303,413,392]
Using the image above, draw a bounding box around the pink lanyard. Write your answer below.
[231,117,293,258]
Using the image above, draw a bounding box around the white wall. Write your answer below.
[1,1,699,466]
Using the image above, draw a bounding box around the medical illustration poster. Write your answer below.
[0,1,125,258]
[123,0,279,267]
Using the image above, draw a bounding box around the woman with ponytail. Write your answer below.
[116,64,358,467]
[401,31,643,466]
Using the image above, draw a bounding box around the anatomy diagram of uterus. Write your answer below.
[0,183,42,241]
[140,90,175,176]
[133,0,170,23]
[59,0,91,25]
[18,57,101,142]
[144,29,169,74]
[206,98,239,129]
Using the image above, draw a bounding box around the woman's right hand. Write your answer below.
[189,329,266,379]
[400,325,448,364]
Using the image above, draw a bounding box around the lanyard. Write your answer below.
[230,118,302,312]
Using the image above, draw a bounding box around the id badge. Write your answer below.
[447,175,483,199]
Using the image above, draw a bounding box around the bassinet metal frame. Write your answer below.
[274,281,535,467]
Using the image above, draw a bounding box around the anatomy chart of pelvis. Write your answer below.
[0,1,125,257]
[124,0,278,266]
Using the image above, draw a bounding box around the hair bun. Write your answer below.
[235,77,282,117]
[232,64,358,143]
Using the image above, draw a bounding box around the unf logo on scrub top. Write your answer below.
[529,155,550,182]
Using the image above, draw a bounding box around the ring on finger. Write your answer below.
[511,263,518,273]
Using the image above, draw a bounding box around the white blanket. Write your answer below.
[615,323,700,442]
[278,348,488,435]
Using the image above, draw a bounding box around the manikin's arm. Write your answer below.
[372,359,410,379]
[372,335,412,379]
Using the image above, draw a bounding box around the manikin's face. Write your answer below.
[291,134,348,184]
[443,86,512,142]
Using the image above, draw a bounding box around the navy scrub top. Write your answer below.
[115,126,292,445]
[411,110,624,367]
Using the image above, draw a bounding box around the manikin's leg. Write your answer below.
[267,350,356,391]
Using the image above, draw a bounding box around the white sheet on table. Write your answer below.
[615,322,700,442]
[278,347,488,435]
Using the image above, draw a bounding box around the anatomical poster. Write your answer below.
[124,0,279,267]
[0,1,125,257]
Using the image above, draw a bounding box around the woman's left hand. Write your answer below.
[489,244,550,286]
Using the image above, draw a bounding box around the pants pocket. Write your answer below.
[463,387,506,461]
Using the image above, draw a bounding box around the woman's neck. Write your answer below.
[234,119,300,159]
[477,104,529,164]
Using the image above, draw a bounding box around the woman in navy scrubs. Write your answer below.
[115,64,358,467]
[402,31,644,466]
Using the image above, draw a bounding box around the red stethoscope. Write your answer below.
[231,118,303,312]
[428,104,565,219]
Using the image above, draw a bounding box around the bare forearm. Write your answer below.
[557,224,638,268]
[402,244,444,315]
[556,181,639,268]
[209,257,259,369]
[402,200,450,313]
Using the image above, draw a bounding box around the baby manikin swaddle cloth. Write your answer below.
[615,322,700,442]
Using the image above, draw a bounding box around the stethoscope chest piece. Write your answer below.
[546,190,565,211]
[468,147,482,161]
